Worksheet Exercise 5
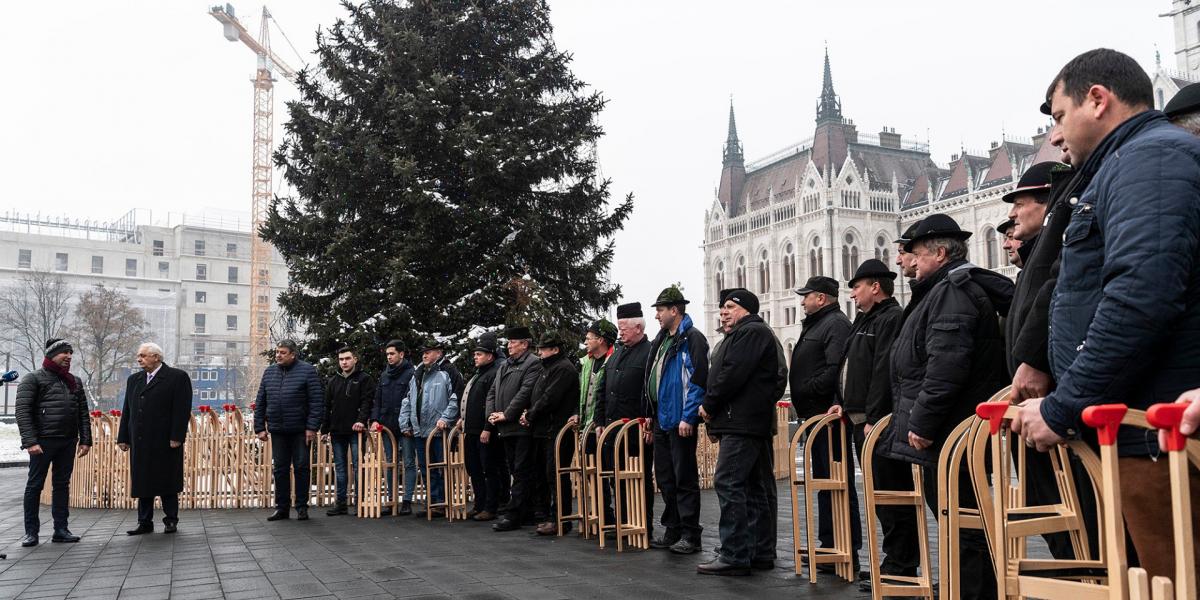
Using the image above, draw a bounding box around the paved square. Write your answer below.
[0,467,873,599]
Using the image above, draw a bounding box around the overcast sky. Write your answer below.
[1,1,1178,336]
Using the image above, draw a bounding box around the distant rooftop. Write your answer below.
[0,207,256,242]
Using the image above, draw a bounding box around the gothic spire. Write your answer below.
[816,45,843,124]
[723,98,744,166]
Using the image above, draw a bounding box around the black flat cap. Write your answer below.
[997,219,1016,235]
[848,259,897,288]
[894,221,921,244]
[615,302,642,319]
[795,276,839,297]
[903,213,972,252]
[1002,161,1066,203]
[536,331,565,349]
[1166,82,1200,118]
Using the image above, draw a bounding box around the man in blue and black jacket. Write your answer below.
[644,285,709,554]
[254,340,324,522]
[1013,48,1200,580]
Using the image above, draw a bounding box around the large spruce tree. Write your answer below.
[265,0,632,371]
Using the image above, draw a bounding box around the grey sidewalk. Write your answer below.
[0,467,871,600]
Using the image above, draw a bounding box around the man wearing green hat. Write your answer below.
[646,285,709,554]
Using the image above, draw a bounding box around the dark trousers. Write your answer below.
[23,437,77,535]
[810,425,862,553]
[465,433,509,513]
[271,431,311,510]
[600,430,655,536]
[922,463,997,600]
[546,434,575,521]
[329,433,359,504]
[714,435,777,567]
[501,435,544,522]
[1016,439,1099,560]
[854,422,920,574]
[137,495,179,525]
[653,427,702,543]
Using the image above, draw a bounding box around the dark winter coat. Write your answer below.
[485,351,543,437]
[703,314,788,439]
[839,297,903,425]
[116,364,191,497]
[372,359,414,434]
[16,368,92,449]
[885,260,1012,467]
[596,335,652,426]
[525,352,580,439]
[644,314,709,430]
[322,368,375,435]
[253,360,324,434]
[789,304,852,419]
[1043,111,1200,456]
[462,360,499,435]
[435,357,465,402]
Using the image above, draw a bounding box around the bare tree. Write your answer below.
[0,270,74,370]
[219,342,250,406]
[71,283,147,407]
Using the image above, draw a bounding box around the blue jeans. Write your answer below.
[330,433,359,504]
[402,435,444,504]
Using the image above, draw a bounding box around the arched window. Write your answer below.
[842,233,859,281]
[984,227,998,269]
[758,250,770,293]
[810,237,824,277]
[783,243,795,289]
[714,261,725,296]
[735,255,746,288]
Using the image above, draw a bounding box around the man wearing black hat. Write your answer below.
[595,302,655,536]
[997,219,1022,268]
[463,333,506,521]
[831,259,917,587]
[646,285,709,554]
[523,332,580,535]
[486,325,544,531]
[789,275,857,570]
[1165,81,1200,134]
[398,341,460,518]
[372,340,414,515]
[16,338,92,547]
[697,289,788,575]
[887,212,1011,599]
[894,222,920,283]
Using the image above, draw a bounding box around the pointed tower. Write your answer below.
[811,47,852,177]
[718,99,747,215]
[816,46,843,124]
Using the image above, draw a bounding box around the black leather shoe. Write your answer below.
[491,518,520,532]
[326,503,348,516]
[295,507,309,521]
[696,557,750,576]
[650,535,680,549]
[381,507,393,517]
[669,539,700,555]
[51,529,79,543]
[163,522,177,534]
[126,523,154,536]
[751,559,775,570]
[267,509,290,521]
[20,534,37,547]
[397,501,412,516]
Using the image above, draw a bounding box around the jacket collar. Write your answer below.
[541,352,569,367]
[730,313,764,332]
[655,313,695,345]
[802,303,841,329]
[1016,233,1038,266]
[1077,110,1164,183]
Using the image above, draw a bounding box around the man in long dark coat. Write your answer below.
[118,342,193,535]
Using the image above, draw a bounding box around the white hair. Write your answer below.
[617,317,645,331]
[1172,112,1200,136]
[138,342,164,358]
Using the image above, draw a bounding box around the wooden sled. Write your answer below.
[790,412,855,583]
[554,420,589,536]
[611,418,649,551]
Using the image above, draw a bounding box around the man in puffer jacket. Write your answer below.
[887,213,1011,600]
[645,285,709,554]
[254,340,324,522]
[16,338,92,547]
[398,341,460,518]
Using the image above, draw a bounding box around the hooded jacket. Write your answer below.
[703,314,788,438]
[644,314,709,430]
[790,304,852,419]
[1043,111,1200,456]
[886,260,1013,467]
[839,296,903,425]
[372,359,414,433]
[398,362,459,438]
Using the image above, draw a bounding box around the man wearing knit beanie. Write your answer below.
[15,338,92,547]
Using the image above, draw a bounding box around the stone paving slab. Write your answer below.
[0,467,883,599]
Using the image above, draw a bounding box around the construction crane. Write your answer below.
[208,4,297,405]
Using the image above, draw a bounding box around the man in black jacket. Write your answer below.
[697,289,787,576]
[486,325,544,531]
[887,213,1011,599]
[322,347,375,516]
[372,340,413,515]
[16,338,92,547]
[595,302,655,536]
[464,332,506,521]
[118,342,192,536]
[832,259,916,587]
[790,276,858,566]
[524,332,580,535]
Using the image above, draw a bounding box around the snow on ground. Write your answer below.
[0,422,27,463]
